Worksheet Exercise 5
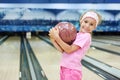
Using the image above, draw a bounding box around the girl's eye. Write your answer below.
[90,23,93,26]
[84,20,88,23]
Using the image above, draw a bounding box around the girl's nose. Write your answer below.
[85,23,89,27]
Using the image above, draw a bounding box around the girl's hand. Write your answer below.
[49,27,60,40]
[49,30,64,53]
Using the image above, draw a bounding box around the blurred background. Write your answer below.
[0,0,120,80]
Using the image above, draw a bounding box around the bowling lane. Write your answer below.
[86,48,120,69]
[0,36,20,80]
[93,36,120,42]
[28,37,61,80]
[82,67,103,80]
[28,37,103,80]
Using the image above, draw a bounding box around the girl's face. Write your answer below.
[80,17,97,33]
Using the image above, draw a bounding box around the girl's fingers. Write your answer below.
[49,28,53,34]
[49,27,59,39]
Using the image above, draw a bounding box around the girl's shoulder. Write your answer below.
[76,32,91,41]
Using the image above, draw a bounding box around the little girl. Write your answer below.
[49,10,101,80]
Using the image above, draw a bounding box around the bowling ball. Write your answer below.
[55,22,77,45]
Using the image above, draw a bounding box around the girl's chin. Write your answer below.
[82,29,87,32]
[82,29,90,33]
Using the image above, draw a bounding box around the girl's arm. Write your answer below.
[55,35,80,54]
[50,37,64,53]
[49,28,80,54]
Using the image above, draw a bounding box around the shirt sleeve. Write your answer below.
[73,33,91,48]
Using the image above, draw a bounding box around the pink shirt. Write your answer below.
[60,32,91,71]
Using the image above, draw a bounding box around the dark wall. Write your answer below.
[0,0,120,3]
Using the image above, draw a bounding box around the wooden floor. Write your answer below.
[0,36,120,80]
[87,48,120,69]
[0,37,20,80]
